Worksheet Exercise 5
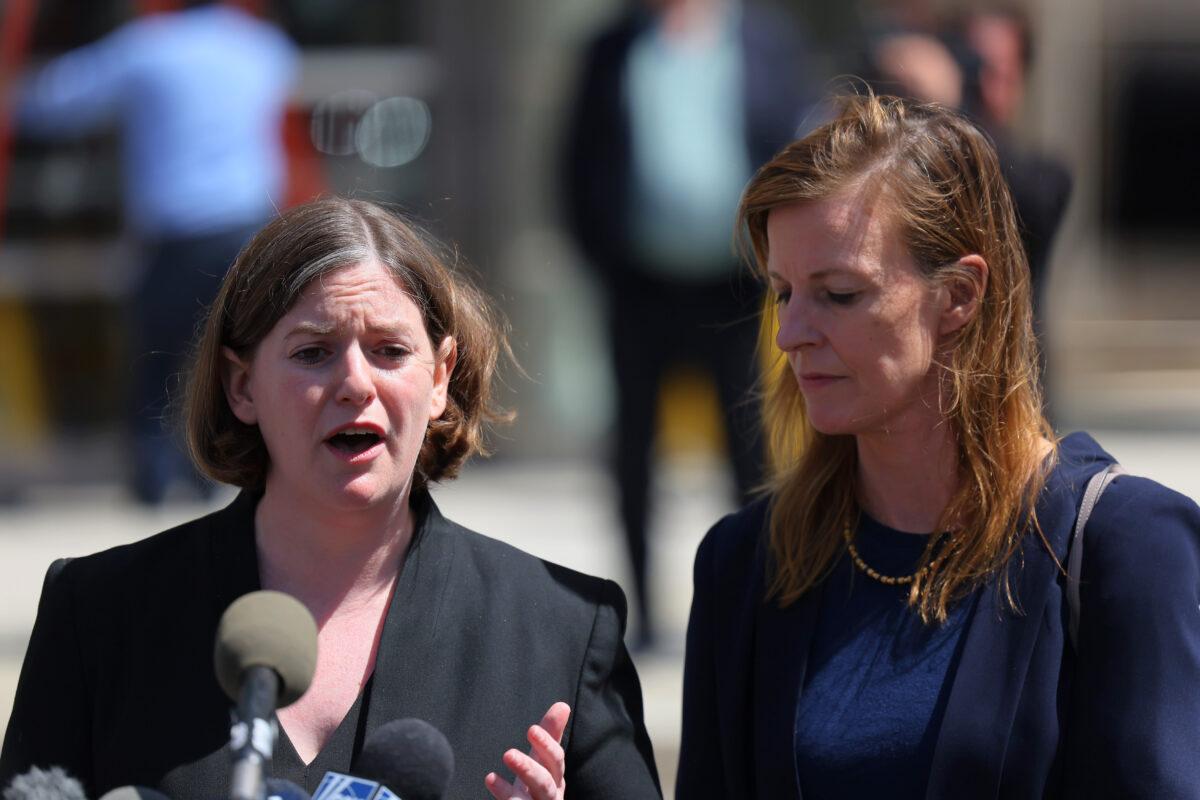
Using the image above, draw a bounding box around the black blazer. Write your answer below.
[677,433,1200,799]
[0,490,662,799]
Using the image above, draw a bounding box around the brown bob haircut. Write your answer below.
[185,197,511,492]
[741,93,1054,623]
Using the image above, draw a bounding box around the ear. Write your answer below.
[429,336,457,421]
[937,254,988,337]
[221,346,259,425]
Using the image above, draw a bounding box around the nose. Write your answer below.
[775,297,822,353]
[335,346,375,406]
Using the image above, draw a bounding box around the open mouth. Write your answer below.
[326,430,383,455]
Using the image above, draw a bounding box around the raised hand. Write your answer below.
[485,702,570,800]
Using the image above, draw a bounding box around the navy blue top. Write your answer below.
[677,431,1200,800]
[795,516,971,799]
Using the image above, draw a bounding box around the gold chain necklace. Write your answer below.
[841,521,950,586]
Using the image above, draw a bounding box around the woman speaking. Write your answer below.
[1,199,661,800]
[677,94,1200,798]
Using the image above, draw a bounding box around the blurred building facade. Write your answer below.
[2,0,1199,498]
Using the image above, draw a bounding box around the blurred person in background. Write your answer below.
[676,93,1200,798]
[867,8,1070,407]
[870,31,965,110]
[957,3,1071,325]
[6,0,298,503]
[562,0,816,650]
[0,198,662,800]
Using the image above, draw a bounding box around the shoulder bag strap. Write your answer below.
[1067,462,1126,651]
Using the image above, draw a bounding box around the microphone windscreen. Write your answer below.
[3,767,87,800]
[265,778,311,800]
[214,590,318,707]
[96,788,172,800]
[354,719,454,800]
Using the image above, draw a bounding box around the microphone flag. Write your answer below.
[312,773,399,800]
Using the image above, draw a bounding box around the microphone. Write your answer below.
[214,591,318,800]
[96,789,172,800]
[3,767,87,800]
[264,780,309,800]
[93,778,302,800]
[355,719,454,800]
[312,719,454,800]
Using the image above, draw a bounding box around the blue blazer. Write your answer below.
[676,433,1200,799]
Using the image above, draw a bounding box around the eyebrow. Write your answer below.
[767,267,861,282]
[283,320,417,339]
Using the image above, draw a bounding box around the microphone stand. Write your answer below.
[230,666,280,800]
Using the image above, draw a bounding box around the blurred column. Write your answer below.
[0,0,49,456]
[430,0,622,458]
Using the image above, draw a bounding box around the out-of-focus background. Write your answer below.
[1,0,1199,794]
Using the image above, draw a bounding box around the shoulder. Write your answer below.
[52,493,251,605]
[698,496,769,566]
[739,3,805,45]
[693,496,770,596]
[1085,473,1200,599]
[427,504,625,623]
[1052,432,1200,601]
[583,10,649,60]
[57,514,203,584]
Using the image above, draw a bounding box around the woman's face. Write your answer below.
[223,259,455,512]
[767,187,953,439]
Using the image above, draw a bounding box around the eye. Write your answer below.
[825,290,859,306]
[377,344,411,362]
[291,346,328,365]
[772,288,792,306]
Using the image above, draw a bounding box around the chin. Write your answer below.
[323,474,408,511]
[803,404,858,437]
[808,418,858,437]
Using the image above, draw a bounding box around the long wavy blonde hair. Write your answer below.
[741,93,1055,623]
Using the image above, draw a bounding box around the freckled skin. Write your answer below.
[223,260,454,516]
[767,187,949,440]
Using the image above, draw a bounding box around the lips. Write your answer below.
[324,423,386,460]
[797,373,844,390]
[328,430,381,454]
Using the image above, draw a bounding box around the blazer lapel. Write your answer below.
[361,492,456,736]
[926,540,1060,799]
[752,589,820,800]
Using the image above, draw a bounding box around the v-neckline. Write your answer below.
[271,675,373,793]
[214,489,454,785]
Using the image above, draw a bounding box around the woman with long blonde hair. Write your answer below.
[676,94,1200,798]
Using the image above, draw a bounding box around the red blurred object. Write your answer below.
[0,0,38,241]
[282,105,327,208]
[137,0,183,14]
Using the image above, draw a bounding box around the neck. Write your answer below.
[253,484,416,623]
[854,414,960,534]
[659,0,725,40]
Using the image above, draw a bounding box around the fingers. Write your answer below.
[484,771,519,800]
[538,701,571,743]
[505,747,561,800]
[527,721,566,787]
[483,702,572,800]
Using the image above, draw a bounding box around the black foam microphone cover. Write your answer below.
[264,778,310,800]
[213,590,318,707]
[96,788,172,800]
[3,767,87,800]
[354,718,455,800]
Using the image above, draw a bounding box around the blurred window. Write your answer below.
[1107,47,1200,239]
[276,0,420,46]
[28,1,126,55]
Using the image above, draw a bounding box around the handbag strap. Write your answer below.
[1066,462,1126,651]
